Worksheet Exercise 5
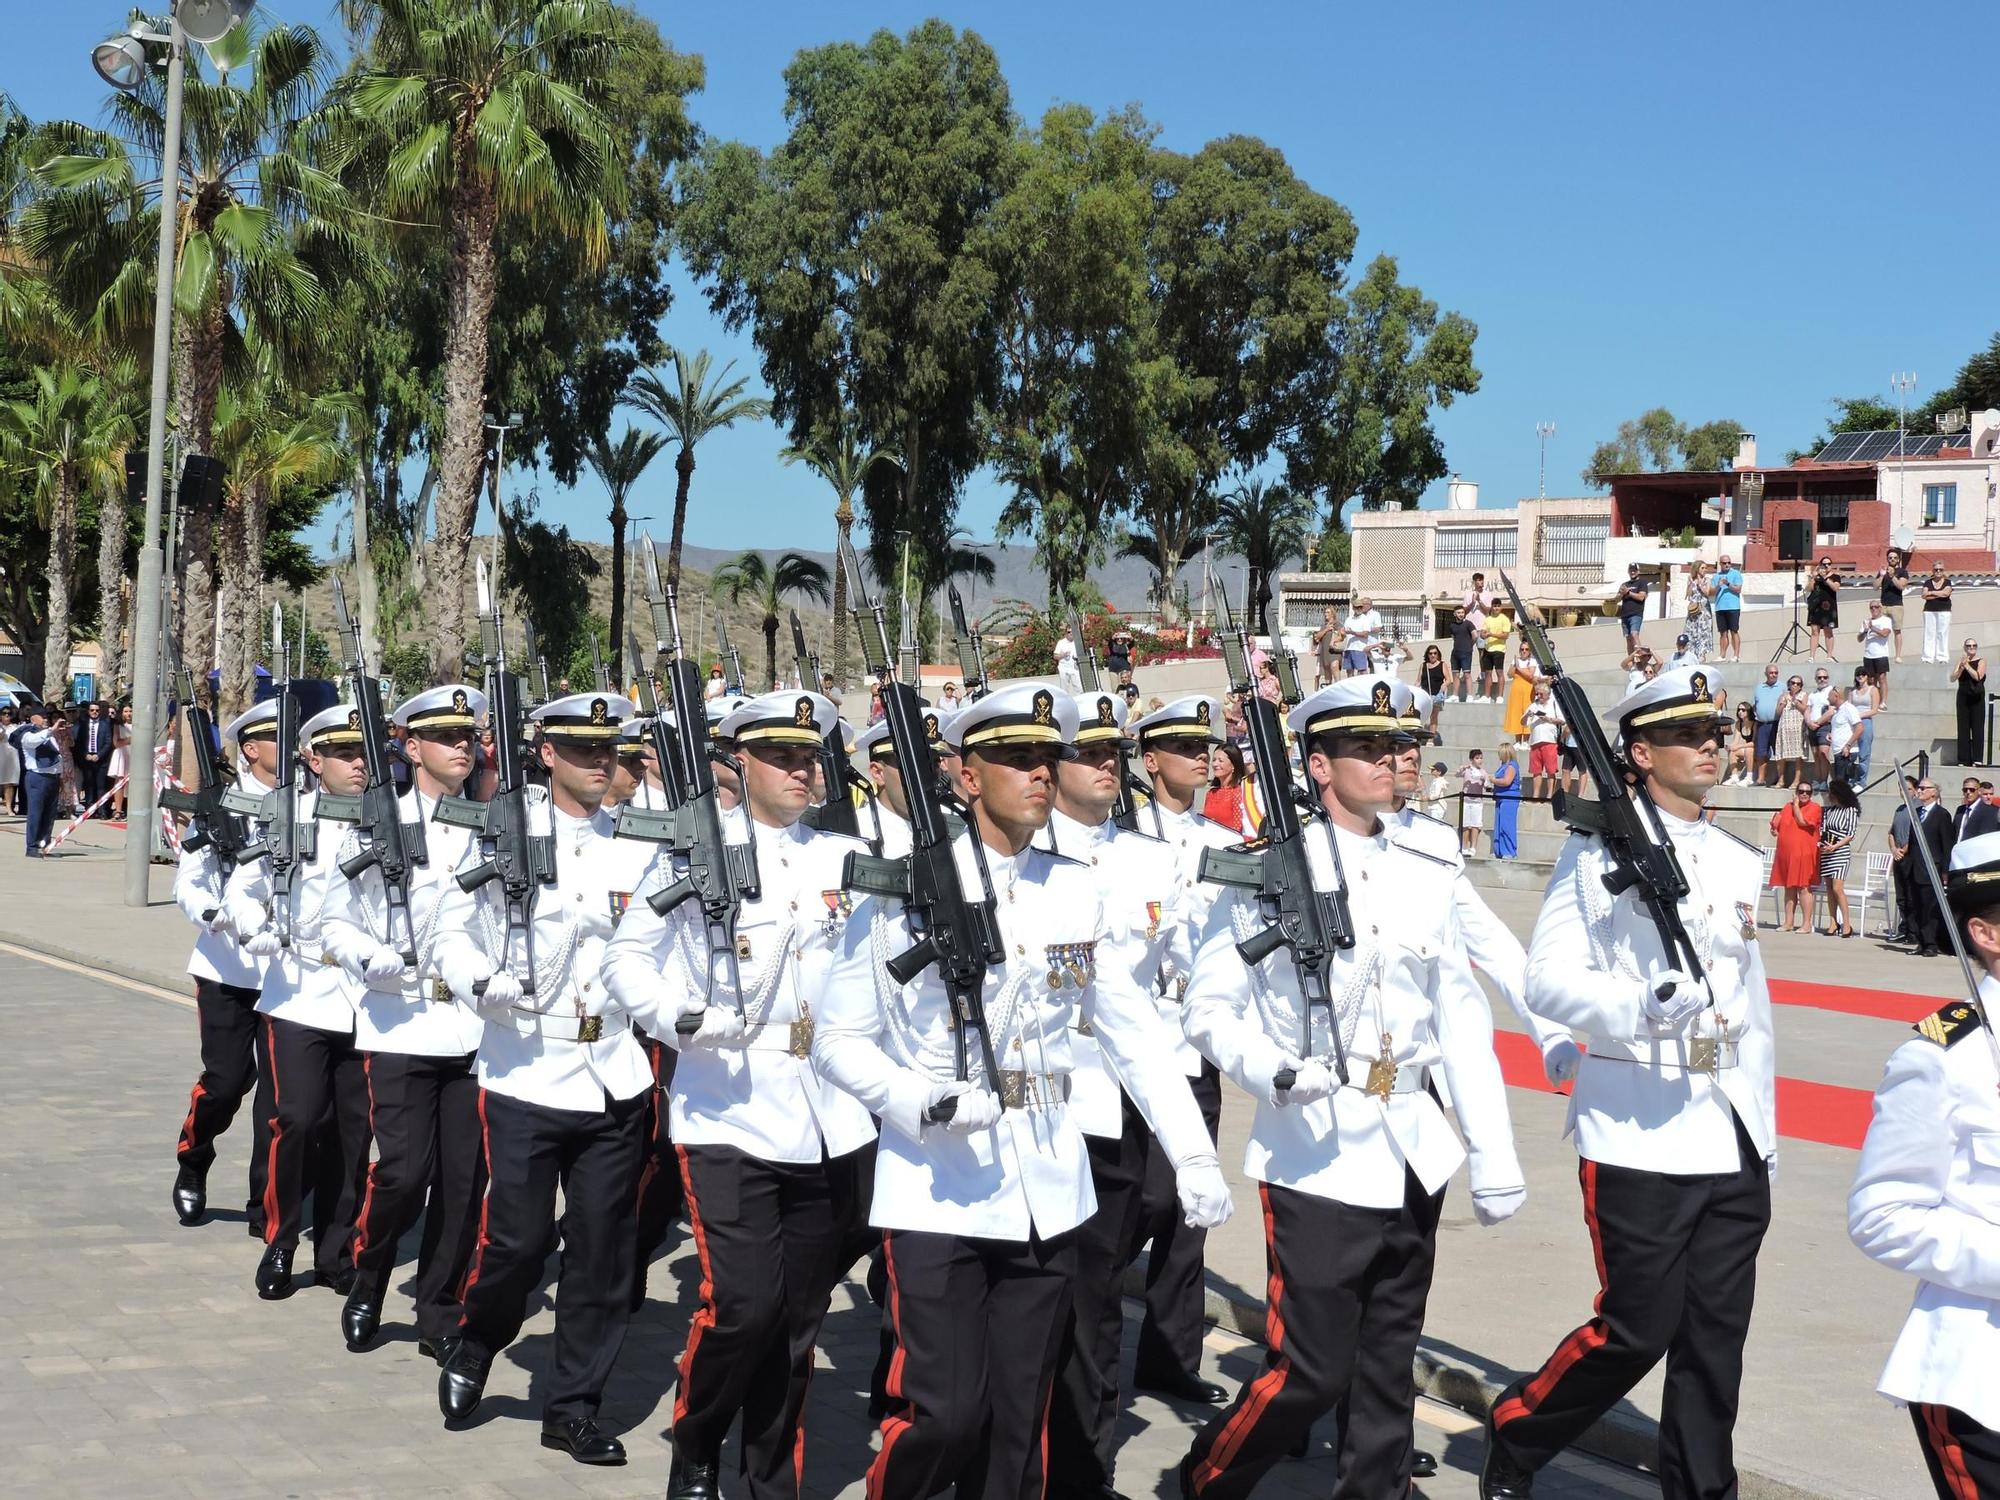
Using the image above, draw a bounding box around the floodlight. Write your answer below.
[176,0,255,46]
[92,28,155,92]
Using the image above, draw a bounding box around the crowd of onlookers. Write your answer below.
[0,698,135,822]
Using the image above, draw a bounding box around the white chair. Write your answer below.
[1855,851,1894,938]
[1760,846,1780,928]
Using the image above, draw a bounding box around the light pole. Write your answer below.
[114,0,255,906]
[1536,421,1557,499]
[1891,371,1917,528]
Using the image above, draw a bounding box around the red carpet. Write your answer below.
[1766,977,1940,1023]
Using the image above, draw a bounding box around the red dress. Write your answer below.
[1768,800,1822,888]
[1204,783,1245,834]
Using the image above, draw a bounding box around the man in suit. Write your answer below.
[1910,778,1957,957]
[1952,776,1998,844]
[77,700,113,816]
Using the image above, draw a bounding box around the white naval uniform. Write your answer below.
[322,789,484,1056]
[1522,812,1777,1172]
[1146,800,1240,1075]
[1850,981,2000,1432]
[873,800,913,860]
[173,767,271,990]
[432,803,654,1108]
[602,817,877,1162]
[816,834,1216,1240]
[1184,817,1524,1207]
[222,789,364,1034]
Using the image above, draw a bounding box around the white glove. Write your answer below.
[226,900,268,945]
[1174,1154,1234,1229]
[473,969,525,1011]
[1473,1186,1527,1227]
[682,1007,747,1050]
[1640,969,1703,1030]
[242,928,281,958]
[928,1081,1001,1134]
[1274,1058,1334,1107]
[362,945,407,985]
[1541,1037,1583,1086]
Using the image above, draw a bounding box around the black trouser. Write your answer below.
[1913,1402,2000,1499]
[1916,864,1950,951]
[260,1015,371,1279]
[176,978,270,1225]
[77,753,109,813]
[1185,1171,1444,1500]
[870,1226,1079,1500]
[1959,694,1984,767]
[1894,852,1917,935]
[675,1142,854,1498]
[632,1036,684,1284]
[1135,1058,1221,1382]
[458,1087,647,1421]
[349,1050,484,1341]
[1490,1124,1772,1500]
[1048,1095,1151,1500]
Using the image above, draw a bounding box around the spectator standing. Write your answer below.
[1827,687,1864,784]
[866,677,885,725]
[1478,608,1511,701]
[1105,627,1135,684]
[1807,558,1841,659]
[1310,607,1340,689]
[1921,563,1954,663]
[10,704,63,855]
[1491,743,1522,859]
[1222,691,1248,746]
[703,662,727,700]
[1254,658,1283,709]
[1769,781,1824,932]
[54,708,78,817]
[1907,776,1955,955]
[1878,549,1910,660]
[75,699,113,815]
[1728,703,1755,784]
[1818,778,1861,937]
[1418,645,1446,735]
[1339,596,1381,678]
[1615,563,1649,649]
[1463,572,1497,632]
[1807,667,1836,782]
[1684,561,1717,661]
[1713,557,1744,661]
[1457,749,1490,855]
[1502,649,1538,739]
[1887,779,1917,941]
[1772,673,1808,789]
[1953,637,1986,766]
[1447,607,1477,701]
[1858,600,1895,708]
[0,705,18,814]
[1751,663,1783,784]
[1204,744,1249,835]
[1951,775,1999,843]
[1848,669,1879,786]
[939,680,962,712]
[1524,683,1563,799]
[1423,761,1450,820]
[110,703,133,820]
[1622,644,1656,695]
[1054,625,1081,692]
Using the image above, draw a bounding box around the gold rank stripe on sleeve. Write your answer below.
[1915,1002,1980,1049]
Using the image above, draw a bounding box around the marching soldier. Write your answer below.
[1125,694,1240,1404]
[603,690,877,1500]
[816,683,1232,1500]
[857,706,955,859]
[430,691,656,1466]
[221,704,374,1300]
[170,701,277,1230]
[1180,676,1526,1499]
[320,684,489,1358]
[1848,830,2000,1499]
[1041,688,1217,1500]
[1482,666,1775,1500]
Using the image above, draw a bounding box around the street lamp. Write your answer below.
[1892,371,1918,528]
[1536,421,1557,499]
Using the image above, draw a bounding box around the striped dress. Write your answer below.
[1818,805,1859,881]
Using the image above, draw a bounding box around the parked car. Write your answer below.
[0,673,43,714]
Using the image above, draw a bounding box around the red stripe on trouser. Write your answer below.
[177,995,208,1153]
[867,1233,912,1500]
[1191,1184,1291,1494]
[260,1018,284,1246]
[1921,1404,1982,1500]
[1493,1160,1608,1431]
[456,1089,496,1320]
[673,1144,718,1429]
[350,1056,381,1262]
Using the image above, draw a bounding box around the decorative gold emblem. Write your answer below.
[347,709,361,729]
[735,933,753,961]
[1371,682,1393,716]
[1365,1031,1398,1098]
[1097,696,1115,726]
[589,697,608,725]
[1919,1011,1952,1046]
[452,688,470,715]
[794,695,816,728]
[788,1017,815,1059]
[924,713,942,744]
[1196,701,1212,726]
[577,1016,603,1044]
[1690,672,1709,700]
[1032,689,1054,725]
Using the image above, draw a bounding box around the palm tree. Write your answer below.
[1213,478,1313,638]
[710,550,833,693]
[782,419,899,686]
[585,427,667,668]
[336,0,627,677]
[621,349,770,589]
[1117,518,1211,624]
[23,20,359,677]
[1,367,135,692]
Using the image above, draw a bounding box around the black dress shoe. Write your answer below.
[318,1265,358,1296]
[438,1343,491,1420]
[1919,947,1940,958]
[172,1162,207,1225]
[541,1416,626,1465]
[340,1297,380,1351]
[255,1245,296,1300]
[419,1332,459,1368]
[1412,1446,1438,1478]
[1480,1409,1536,1498]
[667,1449,721,1500]
[1134,1367,1229,1405]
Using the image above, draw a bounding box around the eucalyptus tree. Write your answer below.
[782,417,899,684]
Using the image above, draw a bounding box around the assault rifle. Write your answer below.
[794,609,862,838]
[1499,568,1713,1007]
[522,619,552,706]
[1069,609,1098,693]
[226,603,306,948]
[319,576,427,964]
[837,535,1005,1120]
[435,554,558,993]
[588,631,609,693]
[948,584,990,701]
[160,664,251,866]
[625,622,688,807]
[618,534,760,1034]
[1196,571,1355,1087]
[716,609,745,696]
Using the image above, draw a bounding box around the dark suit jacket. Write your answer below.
[1952,799,1998,844]
[1917,803,1957,872]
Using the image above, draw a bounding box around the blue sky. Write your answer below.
[13,1,1991,556]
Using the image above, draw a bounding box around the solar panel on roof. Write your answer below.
[1816,433,1865,462]
[1814,429,1973,462]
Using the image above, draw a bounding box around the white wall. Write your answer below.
[1877,457,1999,548]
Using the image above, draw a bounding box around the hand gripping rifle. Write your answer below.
[435,555,558,993]
[837,535,1006,1121]
[1195,570,1355,1088]
[318,576,429,964]
[794,608,862,838]
[226,603,305,949]
[620,534,760,1035]
[1498,568,1713,1010]
[948,584,990,701]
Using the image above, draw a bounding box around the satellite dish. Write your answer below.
[1892,526,1916,553]
[175,0,254,45]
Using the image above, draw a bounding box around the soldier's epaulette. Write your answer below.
[1914,1000,1984,1049]
[1388,838,1458,868]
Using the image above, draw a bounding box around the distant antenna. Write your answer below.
[1938,408,1969,435]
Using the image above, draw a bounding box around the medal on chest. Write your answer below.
[1044,941,1096,990]
[1144,900,1163,941]
[820,888,853,943]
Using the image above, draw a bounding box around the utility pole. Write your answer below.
[1891,371,1917,527]
[1536,421,1557,499]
